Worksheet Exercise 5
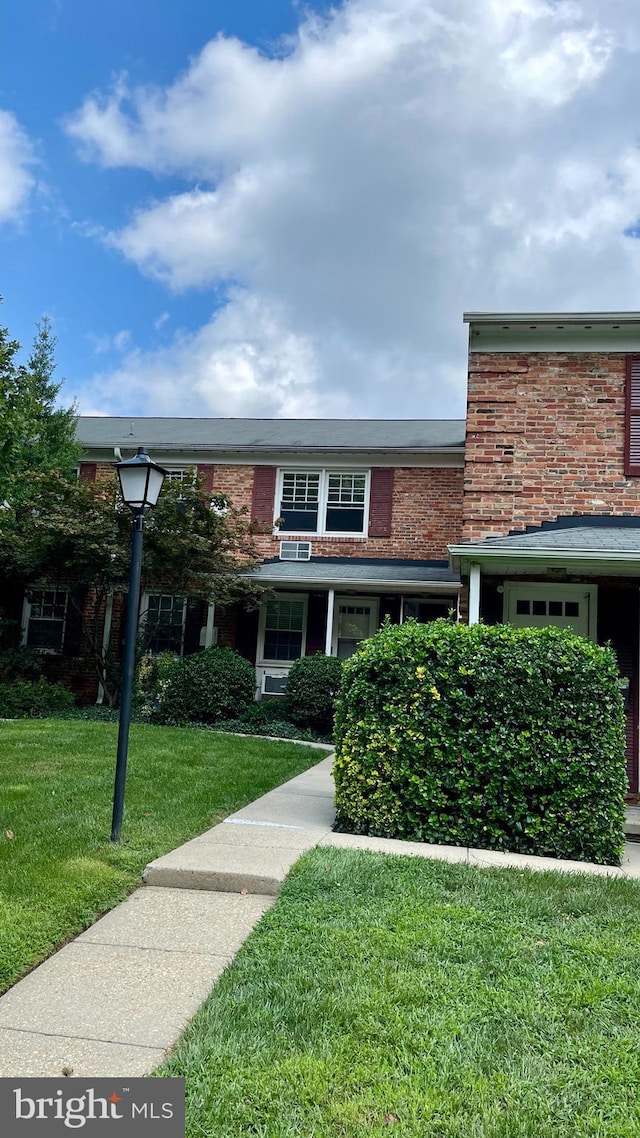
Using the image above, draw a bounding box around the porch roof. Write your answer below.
[449,515,640,573]
[249,557,461,591]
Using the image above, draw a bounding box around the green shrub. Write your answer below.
[154,647,256,725]
[334,620,627,865]
[213,718,326,742]
[286,654,343,733]
[0,677,75,718]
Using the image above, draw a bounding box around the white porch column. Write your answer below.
[468,563,481,625]
[325,588,335,655]
[204,602,216,648]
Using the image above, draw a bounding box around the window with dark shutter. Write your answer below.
[368,468,394,537]
[79,463,97,481]
[252,466,277,525]
[625,355,640,476]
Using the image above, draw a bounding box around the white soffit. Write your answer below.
[463,312,640,353]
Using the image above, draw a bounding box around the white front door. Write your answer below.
[332,597,379,659]
[504,583,596,639]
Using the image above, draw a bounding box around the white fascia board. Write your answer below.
[463,311,640,325]
[247,574,461,592]
[449,545,640,561]
[80,447,465,468]
[449,546,640,578]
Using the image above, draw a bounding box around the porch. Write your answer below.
[450,516,640,796]
[235,557,461,696]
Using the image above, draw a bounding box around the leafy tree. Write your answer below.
[0,306,263,705]
[0,467,261,705]
[0,310,80,509]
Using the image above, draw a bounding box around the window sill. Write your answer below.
[274,532,368,541]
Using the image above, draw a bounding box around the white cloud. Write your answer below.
[0,110,35,223]
[67,0,640,418]
[88,328,132,355]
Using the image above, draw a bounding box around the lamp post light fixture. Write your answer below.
[110,447,167,842]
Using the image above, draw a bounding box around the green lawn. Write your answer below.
[0,719,321,994]
[161,847,640,1138]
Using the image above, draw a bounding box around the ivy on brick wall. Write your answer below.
[333,619,627,865]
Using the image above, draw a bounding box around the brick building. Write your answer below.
[68,417,464,698]
[450,312,640,793]
[11,309,640,791]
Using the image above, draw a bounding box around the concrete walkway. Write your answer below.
[2,751,640,1078]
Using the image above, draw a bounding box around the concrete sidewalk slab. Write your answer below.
[0,1029,164,1079]
[228,790,335,828]
[76,887,273,954]
[320,831,469,864]
[0,941,229,1049]
[466,847,623,877]
[201,819,328,849]
[144,842,304,894]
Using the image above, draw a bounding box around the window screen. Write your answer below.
[26,587,68,651]
[263,598,305,661]
[145,594,186,655]
[325,473,366,533]
[279,473,320,532]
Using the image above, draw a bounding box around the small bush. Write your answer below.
[154,647,256,725]
[334,620,627,865]
[0,677,75,718]
[286,654,343,733]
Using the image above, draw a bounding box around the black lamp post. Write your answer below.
[111,447,167,842]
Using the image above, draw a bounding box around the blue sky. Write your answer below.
[2,0,640,419]
[1,1,325,408]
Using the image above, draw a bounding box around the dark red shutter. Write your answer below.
[251,466,277,525]
[197,464,216,495]
[625,355,640,476]
[183,598,206,655]
[63,589,85,656]
[79,463,97,481]
[368,468,394,537]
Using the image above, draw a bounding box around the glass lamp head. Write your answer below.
[115,447,168,510]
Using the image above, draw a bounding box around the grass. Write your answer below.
[161,847,640,1138]
[0,718,322,994]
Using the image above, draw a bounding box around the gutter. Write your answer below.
[245,574,460,590]
[463,311,640,325]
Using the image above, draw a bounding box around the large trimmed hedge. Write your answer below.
[333,620,627,865]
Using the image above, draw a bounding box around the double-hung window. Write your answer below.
[277,470,368,536]
[23,587,69,652]
[262,595,306,662]
[143,594,187,655]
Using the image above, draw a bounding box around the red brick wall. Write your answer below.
[464,351,637,541]
[212,463,463,560]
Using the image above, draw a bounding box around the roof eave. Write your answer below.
[449,545,640,566]
[246,573,461,590]
[463,311,640,325]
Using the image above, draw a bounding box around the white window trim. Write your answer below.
[164,467,196,482]
[21,586,69,655]
[257,591,308,666]
[502,582,597,641]
[331,596,379,657]
[140,592,188,656]
[273,468,370,539]
[400,595,459,622]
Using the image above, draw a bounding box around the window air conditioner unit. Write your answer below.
[262,671,289,696]
[279,540,312,561]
